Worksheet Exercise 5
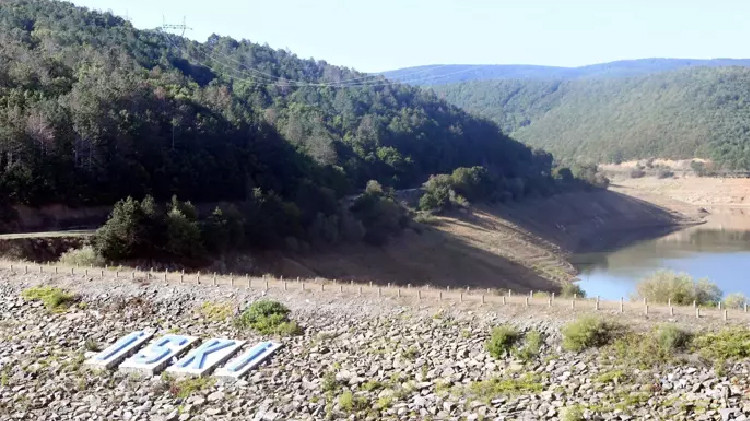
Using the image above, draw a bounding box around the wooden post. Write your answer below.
[551,292,555,301]
[744,303,748,313]
[265,279,269,289]
[398,288,401,298]
[247,276,251,288]
[418,289,422,300]
[358,286,363,296]
[301,282,305,291]
[718,301,722,310]
[180,274,184,284]
[339,284,343,293]
[645,305,649,315]
[24,265,28,274]
[55,266,58,275]
[696,307,700,319]
[529,290,533,298]
[669,306,674,316]
[459,292,463,302]
[595,296,600,311]
[643,297,647,306]
[508,289,511,297]
[84,269,88,276]
[668,298,671,307]
[100,270,104,277]
[197,272,201,285]
[724,309,728,322]
[321,283,325,292]
[38,266,42,274]
[548,297,552,308]
[525,297,529,307]
[572,295,576,309]
[481,294,486,304]
[212,273,217,286]
[693,300,696,308]
[115,270,118,278]
[438,291,443,301]
[378,287,382,297]
[131,271,135,280]
[620,297,624,313]
[284,281,288,291]
[502,296,506,305]
[370,281,373,288]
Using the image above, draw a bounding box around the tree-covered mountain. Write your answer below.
[432,67,750,169]
[0,0,558,250]
[382,59,750,86]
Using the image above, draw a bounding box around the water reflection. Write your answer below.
[572,210,750,299]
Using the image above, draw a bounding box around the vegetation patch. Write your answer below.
[692,328,750,362]
[635,271,721,306]
[235,300,301,335]
[562,316,624,352]
[486,325,520,358]
[723,293,748,310]
[198,301,234,323]
[21,286,78,311]
[560,283,586,298]
[515,330,543,361]
[338,390,369,413]
[167,376,215,399]
[467,373,545,403]
[58,246,105,267]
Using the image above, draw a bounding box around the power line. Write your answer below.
[158,23,481,88]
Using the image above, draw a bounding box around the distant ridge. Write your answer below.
[381,59,750,85]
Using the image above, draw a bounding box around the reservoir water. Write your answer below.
[572,208,750,300]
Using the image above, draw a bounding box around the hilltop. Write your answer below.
[382,58,750,85]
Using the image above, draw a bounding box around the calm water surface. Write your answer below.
[572,208,750,299]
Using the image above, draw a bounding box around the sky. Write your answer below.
[72,0,749,73]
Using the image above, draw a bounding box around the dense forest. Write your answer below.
[0,0,567,254]
[383,59,750,86]
[433,67,750,169]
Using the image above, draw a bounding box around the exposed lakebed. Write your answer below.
[572,207,750,300]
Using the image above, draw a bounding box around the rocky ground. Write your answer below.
[1,270,750,420]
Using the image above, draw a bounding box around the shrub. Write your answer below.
[693,328,750,362]
[338,390,368,413]
[560,283,586,298]
[562,317,623,352]
[515,330,543,361]
[94,196,161,261]
[21,286,77,311]
[656,169,674,179]
[630,169,646,178]
[723,293,747,310]
[58,246,105,267]
[235,300,300,335]
[560,405,585,421]
[635,271,721,306]
[486,325,520,358]
[467,373,544,402]
[655,324,691,354]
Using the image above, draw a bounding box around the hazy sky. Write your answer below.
[72,0,749,73]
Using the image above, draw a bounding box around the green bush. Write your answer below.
[560,283,586,298]
[560,405,585,421]
[235,300,300,335]
[486,325,520,358]
[562,317,623,352]
[21,286,77,311]
[338,390,368,413]
[723,293,747,310]
[693,328,750,362]
[515,330,543,361]
[58,246,105,267]
[655,324,691,354]
[635,271,721,306]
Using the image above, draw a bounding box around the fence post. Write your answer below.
[212,273,217,286]
[398,288,402,298]
[100,270,104,277]
[38,265,42,274]
[482,294,486,304]
[84,269,88,276]
[525,297,529,307]
[620,297,624,313]
[358,286,363,296]
[572,294,576,309]
[197,272,201,285]
[745,303,748,313]
[230,275,235,287]
[548,297,552,308]
[502,296,506,305]
[378,287,382,297]
[246,276,251,288]
[418,289,422,300]
[693,300,696,309]
[301,282,305,291]
[180,274,184,284]
[669,306,674,316]
[718,301,722,310]
[645,305,649,316]
[284,281,287,291]
[321,283,325,292]
[164,272,167,283]
[508,289,511,298]
[459,292,463,302]
[438,291,443,301]
[24,265,28,274]
[529,290,533,298]
[55,266,58,275]
[724,309,728,322]
[339,284,343,293]
[596,296,600,311]
[696,307,700,319]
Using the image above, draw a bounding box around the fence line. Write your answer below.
[3,261,748,323]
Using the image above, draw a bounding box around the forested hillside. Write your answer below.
[0,0,559,253]
[383,59,750,86]
[434,67,750,169]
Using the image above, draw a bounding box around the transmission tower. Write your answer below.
[161,16,192,37]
